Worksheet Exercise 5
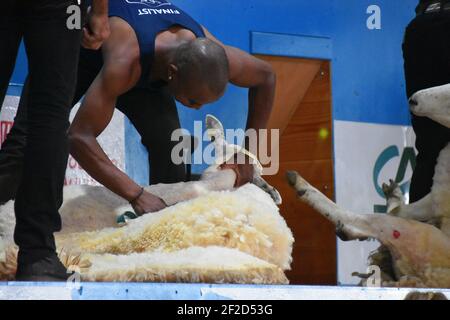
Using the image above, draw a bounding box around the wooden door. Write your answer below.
[257,55,337,285]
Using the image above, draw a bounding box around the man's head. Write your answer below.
[167,38,229,109]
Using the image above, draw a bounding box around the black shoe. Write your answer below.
[15,255,71,282]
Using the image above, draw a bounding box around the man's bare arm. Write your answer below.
[92,0,108,14]
[203,27,276,131]
[69,60,141,201]
[227,46,276,132]
[71,19,166,214]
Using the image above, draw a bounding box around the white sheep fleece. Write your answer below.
[0,184,294,284]
[79,247,288,284]
[432,144,450,235]
[411,83,450,235]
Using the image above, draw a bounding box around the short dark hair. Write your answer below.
[173,38,229,95]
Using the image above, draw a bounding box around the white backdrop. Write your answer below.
[0,96,126,186]
[334,120,416,284]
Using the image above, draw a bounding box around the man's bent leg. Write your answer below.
[0,1,22,107]
[402,14,450,202]
[14,0,83,280]
[117,87,187,185]
[0,46,102,204]
[0,79,29,203]
[0,1,23,204]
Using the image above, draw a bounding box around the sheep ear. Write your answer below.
[205,114,224,134]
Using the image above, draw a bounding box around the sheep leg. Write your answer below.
[286,171,376,240]
[253,175,282,205]
[432,144,450,236]
[144,169,237,206]
[382,180,405,214]
[382,180,436,222]
[286,171,450,281]
[392,194,436,221]
[286,170,418,241]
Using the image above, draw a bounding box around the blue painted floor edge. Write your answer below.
[1,282,449,300]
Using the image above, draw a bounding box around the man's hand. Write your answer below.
[132,191,167,216]
[220,154,254,187]
[82,10,110,50]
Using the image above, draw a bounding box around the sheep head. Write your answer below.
[409,84,450,128]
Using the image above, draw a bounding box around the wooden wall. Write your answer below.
[257,55,337,285]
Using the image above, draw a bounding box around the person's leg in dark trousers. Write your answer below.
[12,0,84,279]
[0,1,24,203]
[0,46,100,204]
[0,1,22,107]
[402,11,450,203]
[116,87,187,185]
[0,81,29,203]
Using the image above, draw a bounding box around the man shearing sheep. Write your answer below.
[0,0,275,216]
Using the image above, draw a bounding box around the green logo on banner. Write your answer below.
[373,146,416,213]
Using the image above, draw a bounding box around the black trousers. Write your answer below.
[0,0,83,263]
[0,48,186,200]
[402,10,450,203]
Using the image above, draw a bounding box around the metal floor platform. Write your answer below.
[1,282,449,300]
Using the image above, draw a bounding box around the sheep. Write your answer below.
[0,115,293,284]
[409,83,450,129]
[286,84,450,288]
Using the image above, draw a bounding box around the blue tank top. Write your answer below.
[88,0,206,88]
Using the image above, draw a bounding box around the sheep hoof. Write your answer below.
[269,188,283,205]
[286,171,298,187]
[336,221,352,241]
[336,229,351,241]
[382,179,400,198]
[286,171,310,198]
